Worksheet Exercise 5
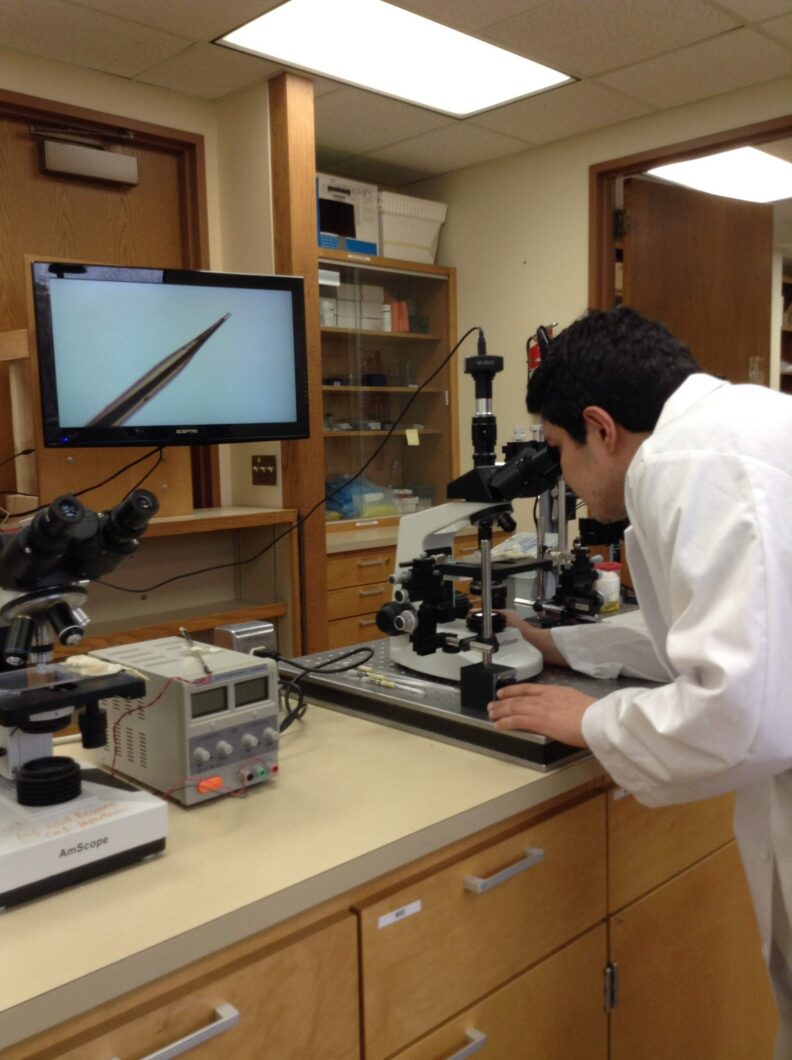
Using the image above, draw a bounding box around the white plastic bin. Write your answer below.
[378,191,447,264]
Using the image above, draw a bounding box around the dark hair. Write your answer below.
[527,307,700,443]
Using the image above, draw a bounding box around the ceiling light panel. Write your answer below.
[647,147,792,203]
[219,0,572,117]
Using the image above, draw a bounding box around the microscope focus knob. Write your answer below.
[376,601,417,635]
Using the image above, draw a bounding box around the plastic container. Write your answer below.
[595,562,622,613]
[378,191,447,264]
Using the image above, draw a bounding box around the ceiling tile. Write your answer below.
[599,27,792,109]
[371,123,530,179]
[314,87,454,155]
[136,42,279,99]
[716,0,792,20]
[387,0,549,34]
[328,154,434,188]
[471,79,653,145]
[761,11,792,44]
[482,0,740,77]
[0,0,191,77]
[762,138,792,164]
[70,0,284,43]
[316,144,355,172]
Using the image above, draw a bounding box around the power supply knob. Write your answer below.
[193,746,211,765]
[241,733,260,751]
[216,740,233,758]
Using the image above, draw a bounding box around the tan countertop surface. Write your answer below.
[0,705,602,1049]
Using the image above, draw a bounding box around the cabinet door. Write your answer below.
[608,788,735,911]
[395,925,607,1060]
[610,842,776,1060]
[13,916,359,1060]
[356,795,607,1059]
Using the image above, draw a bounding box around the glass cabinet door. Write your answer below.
[319,251,458,524]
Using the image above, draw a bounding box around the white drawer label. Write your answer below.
[378,899,422,929]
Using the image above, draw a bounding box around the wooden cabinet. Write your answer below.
[320,249,458,525]
[4,783,778,1059]
[7,914,360,1060]
[608,791,777,1058]
[607,787,736,912]
[355,794,607,1059]
[56,506,301,657]
[395,925,608,1060]
[326,542,395,648]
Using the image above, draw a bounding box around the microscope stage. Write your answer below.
[0,766,166,909]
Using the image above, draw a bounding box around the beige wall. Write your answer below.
[411,75,792,488]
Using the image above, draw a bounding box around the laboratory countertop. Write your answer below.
[0,705,604,1049]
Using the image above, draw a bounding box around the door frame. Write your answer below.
[589,113,792,310]
[0,87,218,505]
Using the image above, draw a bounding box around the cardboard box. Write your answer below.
[379,191,447,263]
[317,173,379,254]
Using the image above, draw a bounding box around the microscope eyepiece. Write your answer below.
[107,489,160,536]
[39,496,85,541]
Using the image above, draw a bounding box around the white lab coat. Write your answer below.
[551,374,792,1053]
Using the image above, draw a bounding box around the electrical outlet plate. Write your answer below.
[252,455,277,486]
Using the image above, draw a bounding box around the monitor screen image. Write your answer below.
[31,261,310,447]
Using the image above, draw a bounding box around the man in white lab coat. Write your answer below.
[488,306,792,1057]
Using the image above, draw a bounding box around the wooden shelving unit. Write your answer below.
[44,506,301,656]
[319,250,458,526]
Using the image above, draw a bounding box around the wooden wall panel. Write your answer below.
[0,91,209,514]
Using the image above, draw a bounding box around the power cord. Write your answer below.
[255,645,375,733]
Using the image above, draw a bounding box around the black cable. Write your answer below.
[0,448,34,469]
[264,645,375,733]
[121,448,164,499]
[10,447,164,519]
[98,327,483,595]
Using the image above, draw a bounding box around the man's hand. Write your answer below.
[487,683,596,747]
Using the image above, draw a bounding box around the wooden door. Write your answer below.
[609,841,777,1059]
[0,90,208,512]
[623,176,773,384]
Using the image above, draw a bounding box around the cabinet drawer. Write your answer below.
[328,580,390,620]
[328,612,388,648]
[12,916,359,1060]
[356,794,607,1060]
[327,547,396,590]
[607,788,735,912]
[394,925,607,1060]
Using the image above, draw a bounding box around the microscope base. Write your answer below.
[0,766,167,909]
[390,622,543,683]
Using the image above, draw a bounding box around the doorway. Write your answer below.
[589,113,792,388]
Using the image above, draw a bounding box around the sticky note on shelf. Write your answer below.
[405,428,420,446]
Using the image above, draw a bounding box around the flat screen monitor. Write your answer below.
[31,261,309,447]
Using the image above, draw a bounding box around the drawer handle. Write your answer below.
[110,1002,240,1060]
[463,847,545,894]
[358,619,377,627]
[358,557,388,567]
[359,587,385,597]
[446,1028,488,1059]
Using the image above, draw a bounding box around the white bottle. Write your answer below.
[595,562,622,613]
